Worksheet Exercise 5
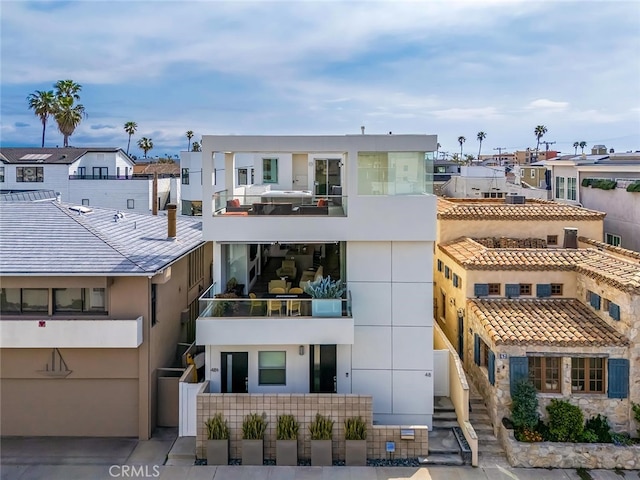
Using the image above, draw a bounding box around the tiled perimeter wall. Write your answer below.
[196,391,428,460]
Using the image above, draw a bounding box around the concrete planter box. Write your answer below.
[276,439,297,466]
[311,299,341,317]
[311,440,332,466]
[345,440,367,466]
[241,439,263,465]
[206,439,228,465]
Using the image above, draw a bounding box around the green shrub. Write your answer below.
[611,432,634,446]
[276,414,299,440]
[581,178,593,187]
[303,276,346,299]
[511,380,539,431]
[344,416,367,440]
[308,413,334,440]
[546,399,584,442]
[242,412,268,440]
[580,430,599,443]
[584,414,611,443]
[626,182,640,193]
[632,403,640,437]
[205,413,229,440]
[591,179,617,190]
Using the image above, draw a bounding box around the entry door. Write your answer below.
[309,345,337,393]
[221,352,248,393]
[314,159,341,196]
[458,315,464,358]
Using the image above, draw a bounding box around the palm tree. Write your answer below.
[54,96,86,147]
[186,130,194,152]
[457,136,466,159]
[573,142,580,155]
[27,90,57,147]
[579,141,587,154]
[476,131,487,160]
[191,141,201,152]
[54,79,82,100]
[124,121,137,155]
[137,137,153,158]
[534,125,548,160]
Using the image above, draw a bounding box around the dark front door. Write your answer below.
[458,315,464,358]
[221,352,248,393]
[310,345,337,393]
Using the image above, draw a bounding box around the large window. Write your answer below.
[567,177,577,201]
[605,233,621,247]
[92,167,108,179]
[262,158,278,184]
[357,152,431,195]
[16,167,44,182]
[0,288,21,313]
[529,357,561,393]
[555,176,565,199]
[258,351,286,385]
[1,288,49,314]
[238,168,253,185]
[0,166,4,182]
[181,168,189,185]
[53,288,106,313]
[571,357,605,393]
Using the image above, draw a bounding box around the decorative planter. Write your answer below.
[345,440,367,466]
[241,439,263,465]
[310,439,332,466]
[311,299,341,317]
[276,439,297,466]
[206,439,228,465]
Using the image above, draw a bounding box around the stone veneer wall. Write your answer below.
[499,425,640,470]
[196,390,428,460]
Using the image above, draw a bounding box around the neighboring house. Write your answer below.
[543,153,640,251]
[0,147,177,213]
[511,164,549,190]
[0,199,212,439]
[433,197,639,436]
[514,149,558,165]
[189,134,438,459]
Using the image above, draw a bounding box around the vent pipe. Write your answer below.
[563,227,578,249]
[360,125,365,135]
[152,172,158,216]
[167,204,177,239]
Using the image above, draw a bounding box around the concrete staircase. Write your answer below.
[468,387,506,465]
[420,397,465,466]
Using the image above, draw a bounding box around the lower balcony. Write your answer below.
[0,317,143,348]
[196,296,353,345]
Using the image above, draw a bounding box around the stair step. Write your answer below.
[434,397,456,412]
[419,453,464,466]
[432,420,459,429]
[433,411,457,421]
[165,458,195,466]
[477,432,499,441]
[167,437,195,460]
[478,443,505,454]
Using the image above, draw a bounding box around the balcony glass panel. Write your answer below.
[357,151,433,195]
[213,191,347,217]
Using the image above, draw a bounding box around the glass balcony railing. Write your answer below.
[213,191,347,217]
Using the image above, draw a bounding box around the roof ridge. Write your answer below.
[578,236,640,261]
[53,202,146,273]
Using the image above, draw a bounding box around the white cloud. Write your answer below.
[526,99,570,111]
[429,107,504,121]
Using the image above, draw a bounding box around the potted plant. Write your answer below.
[212,292,239,316]
[308,413,333,466]
[205,413,229,465]
[241,412,267,465]
[344,416,367,466]
[225,277,245,296]
[276,414,299,466]
[303,275,346,317]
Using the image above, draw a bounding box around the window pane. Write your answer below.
[259,369,286,385]
[0,288,21,313]
[54,288,83,312]
[22,288,48,312]
[357,152,431,195]
[259,351,285,368]
[88,288,106,311]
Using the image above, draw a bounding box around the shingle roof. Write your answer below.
[437,198,606,220]
[0,201,204,275]
[470,299,628,347]
[439,237,640,293]
[0,147,129,165]
[133,163,180,175]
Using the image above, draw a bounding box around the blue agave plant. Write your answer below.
[303,275,346,299]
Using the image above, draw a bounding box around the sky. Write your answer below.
[1,0,639,160]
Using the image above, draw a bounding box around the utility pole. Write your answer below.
[493,147,506,165]
[542,141,556,152]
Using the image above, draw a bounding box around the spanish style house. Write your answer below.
[0,199,212,439]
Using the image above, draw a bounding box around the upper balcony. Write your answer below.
[0,316,143,348]
[69,174,177,180]
[196,285,354,346]
[214,190,347,217]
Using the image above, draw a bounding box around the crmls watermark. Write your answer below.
[109,465,161,478]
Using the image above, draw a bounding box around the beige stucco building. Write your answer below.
[0,200,212,439]
[434,197,639,436]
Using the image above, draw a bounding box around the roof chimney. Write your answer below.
[152,172,158,216]
[167,204,177,239]
[563,227,578,249]
[360,125,365,135]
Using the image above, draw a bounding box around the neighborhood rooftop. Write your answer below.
[0,200,204,275]
[469,298,629,347]
[0,147,129,164]
[437,197,606,221]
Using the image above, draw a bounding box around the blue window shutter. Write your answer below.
[474,334,480,365]
[590,293,601,310]
[445,266,450,279]
[536,284,551,297]
[488,350,496,386]
[453,274,459,287]
[509,357,529,396]
[505,284,520,298]
[608,359,629,399]
[437,260,442,272]
[474,284,489,297]
[609,302,620,321]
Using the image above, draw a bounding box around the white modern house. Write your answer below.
[0,147,177,213]
[185,134,442,460]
